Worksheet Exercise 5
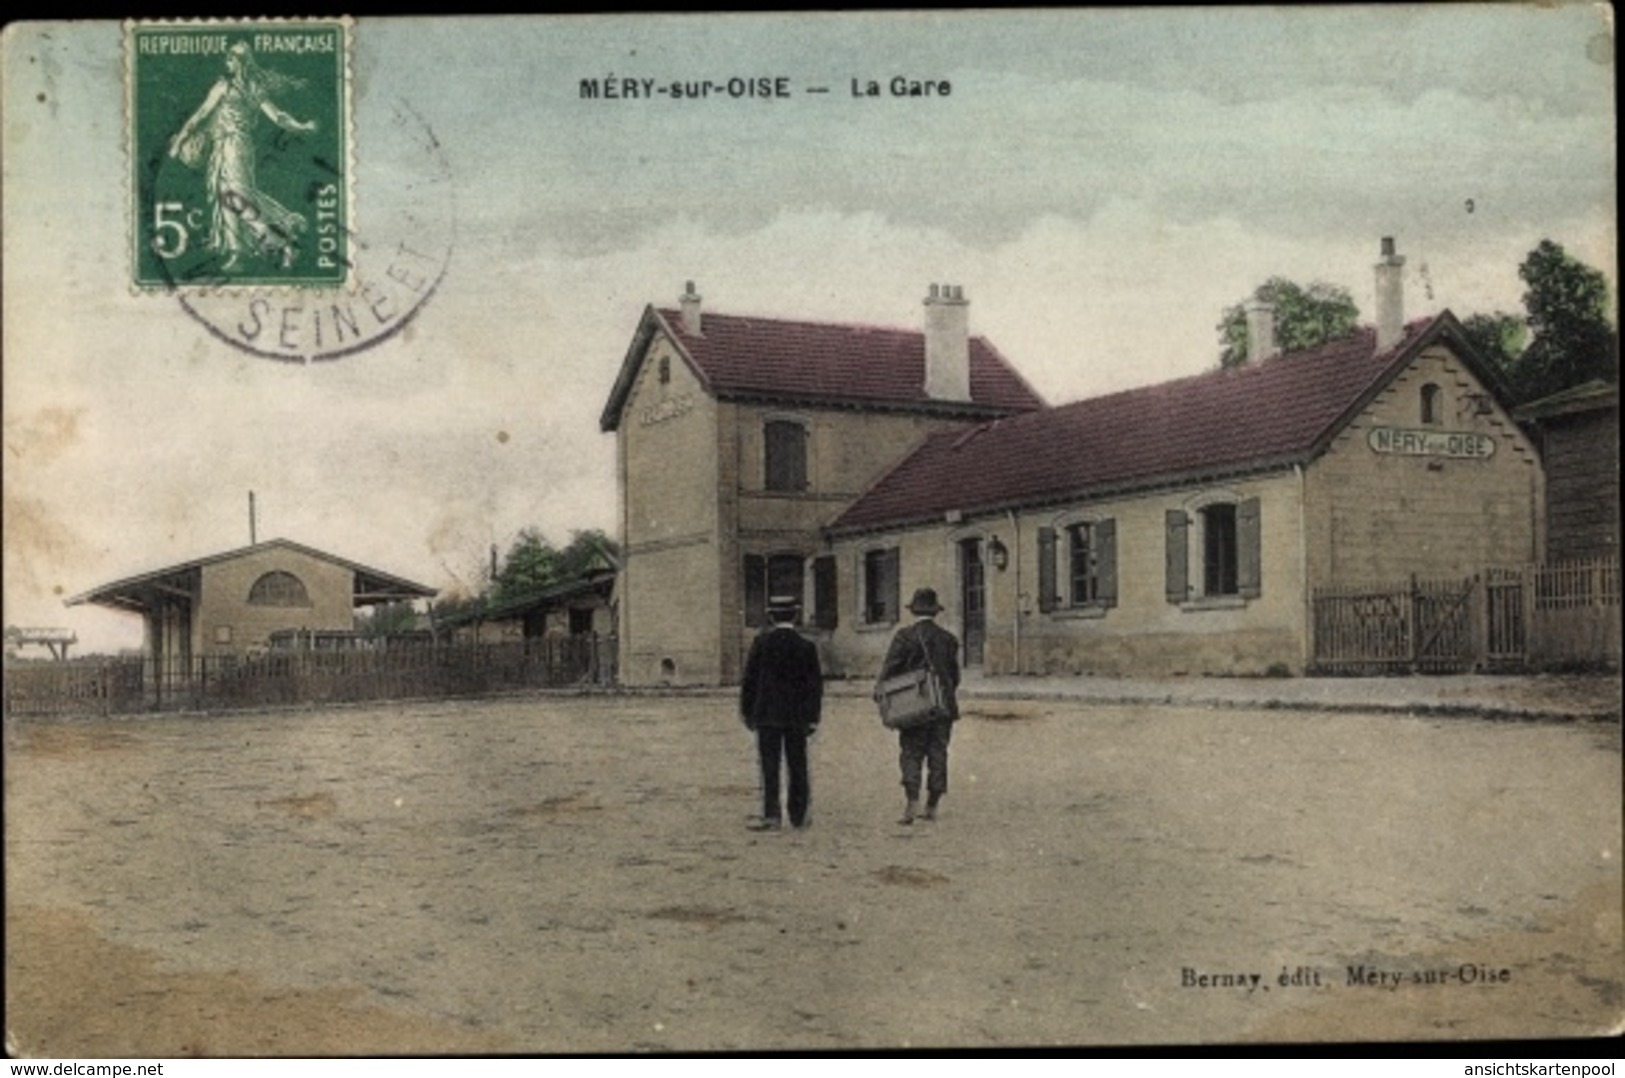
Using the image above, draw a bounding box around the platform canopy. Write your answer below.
[65,538,436,616]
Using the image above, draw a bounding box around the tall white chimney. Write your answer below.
[923,283,971,402]
[1374,237,1405,352]
[679,280,702,336]
[1244,298,1279,362]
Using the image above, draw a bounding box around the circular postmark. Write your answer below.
[163,96,454,363]
[131,22,454,363]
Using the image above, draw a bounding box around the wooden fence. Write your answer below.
[1312,558,1620,673]
[4,635,617,718]
[1525,558,1621,667]
[1,658,145,718]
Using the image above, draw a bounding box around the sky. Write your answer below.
[2,7,1617,655]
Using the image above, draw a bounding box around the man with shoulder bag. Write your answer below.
[875,587,961,825]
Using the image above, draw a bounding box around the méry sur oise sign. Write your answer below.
[1367,426,1497,460]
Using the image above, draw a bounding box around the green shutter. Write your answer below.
[1037,526,1056,613]
[744,554,766,627]
[814,555,838,630]
[885,547,901,622]
[1237,497,1262,599]
[1165,510,1189,603]
[1096,518,1118,607]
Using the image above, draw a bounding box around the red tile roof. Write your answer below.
[830,316,1469,534]
[601,306,1044,430]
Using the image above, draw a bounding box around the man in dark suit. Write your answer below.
[877,587,961,825]
[739,595,824,831]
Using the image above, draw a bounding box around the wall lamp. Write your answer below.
[989,536,1009,572]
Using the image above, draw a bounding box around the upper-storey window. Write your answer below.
[1420,383,1442,425]
[764,419,808,493]
[248,571,311,607]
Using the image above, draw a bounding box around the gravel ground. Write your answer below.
[5,691,1621,1055]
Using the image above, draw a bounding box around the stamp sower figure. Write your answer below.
[878,588,961,825]
[168,42,317,271]
[739,595,824,831]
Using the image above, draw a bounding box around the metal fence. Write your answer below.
[3,636,618,718]
[1312,558,1620,673]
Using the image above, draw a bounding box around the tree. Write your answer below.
[1459,311,1526,386]
[1509,240,1617,403]
[489,527,621,603]
[492,528,560,602]
[1217,278,1360,368]
[556,529,619,580]
[355,599,420,638]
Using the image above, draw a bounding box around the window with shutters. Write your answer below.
[1202,503,1239,596]
[743,553,805,628]
[863,547,901,625]
[1068,522,1100,604]
[1038,517,1117,615]
[763,419,808,493]
[1167,495,1261,607]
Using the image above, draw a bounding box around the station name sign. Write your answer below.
[1367,426,1497,460]
[640,393,696,427]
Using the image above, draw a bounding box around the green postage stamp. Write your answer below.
[127,20,351,290]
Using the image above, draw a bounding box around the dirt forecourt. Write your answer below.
[5,690,1621,1055]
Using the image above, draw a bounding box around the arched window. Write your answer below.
[1420,383,1442,425]
[248,571,312,607]
[658,357,671,385]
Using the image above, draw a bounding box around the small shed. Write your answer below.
[438,571,616,646]
[1516,379,1620,563]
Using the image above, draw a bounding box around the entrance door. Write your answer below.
[959,537,986,666]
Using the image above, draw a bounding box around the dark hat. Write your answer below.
[906,588,944,616]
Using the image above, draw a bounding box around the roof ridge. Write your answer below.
[653,305,995,342]
[826,317,1459,535]
[1036,323,1391,418]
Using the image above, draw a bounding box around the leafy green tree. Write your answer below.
[489,527,620,603]
[1217,278,1360,367]
[355,599,420,638]
[1459,311,1527,385]
[1509,240,1617,403]
[556,529,619,580]
[492,528,561,602]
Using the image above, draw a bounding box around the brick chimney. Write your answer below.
[679,280,702,336]
[1375,237,1405,352]
[923,283,971,402]
[1244,298,1279,362]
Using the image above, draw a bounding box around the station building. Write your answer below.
[600,283,1043,685]
[604,242,1544,684]
[67,538,437,680]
